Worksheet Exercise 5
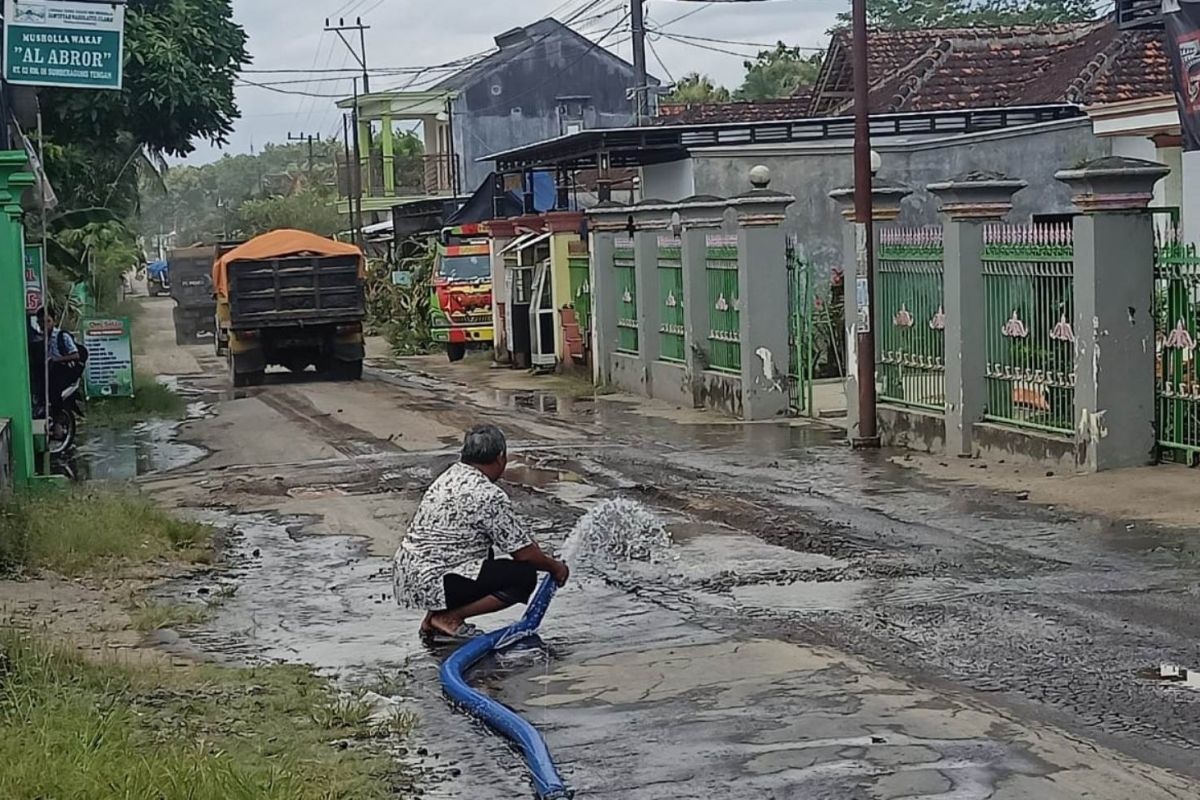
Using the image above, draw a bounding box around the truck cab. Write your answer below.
[432,224,493,362]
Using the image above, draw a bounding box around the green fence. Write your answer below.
[568,249,591,343]
[1154,233,1200,463]
[982,223,1076,436]
[786,237,814,416]
[876,227,946,412]
[614,238,638,355]
[706,235,741,373]
[658,238,686,362]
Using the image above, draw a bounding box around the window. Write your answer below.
[439,255,490,281]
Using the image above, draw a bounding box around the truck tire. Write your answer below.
[229,354,264,388]
[333,359,363,381]
[446,342,467,363]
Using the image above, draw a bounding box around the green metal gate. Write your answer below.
[876,227,946,412]
[786,237,814,416]
[614,237,639,355]
[1154,228,1200,463]
[658,238,686,362]
[705,235,741,372]
[567,246,591,344]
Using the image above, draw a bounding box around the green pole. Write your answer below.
[0,152,37,483]
[380,114,395,196]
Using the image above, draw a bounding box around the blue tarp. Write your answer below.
[446,171,561,227]
[147,260,169,277]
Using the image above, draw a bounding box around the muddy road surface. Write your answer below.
[132,296,1200,799]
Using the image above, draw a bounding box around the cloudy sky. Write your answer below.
[189,0,839,164]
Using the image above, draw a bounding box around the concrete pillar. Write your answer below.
[677,197,729,408]
[630,201,674,370]
[829,181,911,441]
[1056,156,1170,472]
[486,218,517,364]
[381,114,395,195]
[927,174,1027,457]
[0,153,35,483]
[729,170,795,420]
[585,203,633,387]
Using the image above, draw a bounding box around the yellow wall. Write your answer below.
[549,231,579,363]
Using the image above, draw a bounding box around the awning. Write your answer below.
[499,232,537,254]
[517,232,552,252]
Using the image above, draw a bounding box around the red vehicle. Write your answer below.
[431,224,494,362]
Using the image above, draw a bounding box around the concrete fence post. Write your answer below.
[927,174,1028,457]
[1056,156,1170,472]
[829,181,911,441]
[585,202,634,387]
[677,197,729,408]
[729,168,795,421]
[486,218,518,365]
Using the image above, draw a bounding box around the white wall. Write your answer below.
[1184,151,1200,247]
[641,160,695,202]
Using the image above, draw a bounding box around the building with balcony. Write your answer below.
[335,17,657,234]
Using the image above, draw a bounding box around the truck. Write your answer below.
[167,245,218,346]
[146,260,170,296]
[213,229,366,387]
[432,224,493,362]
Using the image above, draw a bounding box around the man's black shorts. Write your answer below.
[443,558,537,610]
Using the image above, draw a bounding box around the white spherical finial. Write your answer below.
[749,164,771,189]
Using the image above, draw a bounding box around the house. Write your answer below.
[485,20,1176,277]
[334,18,658,237]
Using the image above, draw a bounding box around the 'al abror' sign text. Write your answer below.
[4,0,125,90]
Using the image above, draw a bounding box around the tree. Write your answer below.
[667,73,732,104]
[37,0,249,312]
[236,191,344,239]
[735,44,824,101]
[836,0,1095,29]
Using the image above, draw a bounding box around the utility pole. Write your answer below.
[288,131,316,184]
[350,78,365,249]
[851,0,879,447]
[341,115,356,241]
[630,0,647,125]
[324,16,371,94]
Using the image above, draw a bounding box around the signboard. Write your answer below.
[24,244,43,313]
[4,0,126,90]
[391,270,413,287]
[1166,0,1200,151]
[856,277,871,333]
[82,317,134,398]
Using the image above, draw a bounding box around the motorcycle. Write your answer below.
[47,373,84,456]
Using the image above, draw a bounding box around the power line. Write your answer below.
[646,32,675,85]
[653,29,824,52]
[658,2,712,27]
[656,30,766,59]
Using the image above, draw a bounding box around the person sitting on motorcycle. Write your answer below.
[40,308,82,399]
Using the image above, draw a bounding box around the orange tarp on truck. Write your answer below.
[212,229,364,298]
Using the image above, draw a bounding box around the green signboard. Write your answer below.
[82,317,134,398]
[24,243,43,313]
[4,0,125,90]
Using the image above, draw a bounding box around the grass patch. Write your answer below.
[87,372,187,426]
[0,487,212,577]
[0,628,413,799]
[129,601,212,632]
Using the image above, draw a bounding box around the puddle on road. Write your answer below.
[70,419,206,481]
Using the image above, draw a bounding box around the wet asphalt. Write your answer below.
[122,359,1200,799]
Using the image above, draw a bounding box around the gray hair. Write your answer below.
[461,424,507,465]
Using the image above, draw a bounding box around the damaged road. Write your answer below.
[136,313,1200,798]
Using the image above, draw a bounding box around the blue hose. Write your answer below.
[439,576,572,799]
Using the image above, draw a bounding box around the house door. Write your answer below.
[509,265,533,369]
[529,259,556,368]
